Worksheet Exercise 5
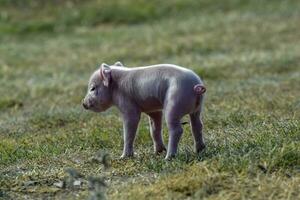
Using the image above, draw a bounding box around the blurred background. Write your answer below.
[0,0,299,199]
[1,0,299,106]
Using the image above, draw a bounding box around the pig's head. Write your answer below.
[82,62,122,112]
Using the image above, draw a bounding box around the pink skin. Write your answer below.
[82,62,206,160]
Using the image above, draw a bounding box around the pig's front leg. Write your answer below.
[120,111,141,158]
[148,111,166,154]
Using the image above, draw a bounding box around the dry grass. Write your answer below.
[0,0,299,199]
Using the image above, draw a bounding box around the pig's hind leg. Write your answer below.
[148,111,166,154]
[164,102,185,160]
[189,110,205,153]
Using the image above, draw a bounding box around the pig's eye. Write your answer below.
[90,86,96,91]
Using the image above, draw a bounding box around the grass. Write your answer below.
[0,0,300,199]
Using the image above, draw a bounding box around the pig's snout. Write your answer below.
[82,100,89,109]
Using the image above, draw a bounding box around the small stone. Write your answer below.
[53,181,65,188]
[257,164,267,173]
[73,157,82,164]
[73,180,82,187]
[23,180,37,187]
[65,168,83,178]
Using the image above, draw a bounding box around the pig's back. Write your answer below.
[132,64,203,90]
[127,64,202,112]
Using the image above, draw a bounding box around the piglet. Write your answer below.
[82,62,206,160]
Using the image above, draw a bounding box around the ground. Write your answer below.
[0,0,299,199]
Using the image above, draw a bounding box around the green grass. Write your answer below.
[0,0,300,199]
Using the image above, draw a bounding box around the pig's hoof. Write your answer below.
[155,146,166,155]
[120,153,134,160]
[164,154,176,161]
[195,144,206,153]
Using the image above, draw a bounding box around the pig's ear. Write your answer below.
[114,61,123,67]
[100,63,111,87]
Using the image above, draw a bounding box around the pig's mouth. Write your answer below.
[82,100,95,110]
[89,105,107,113]
[82,100,108,112]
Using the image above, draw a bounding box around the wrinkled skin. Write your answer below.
[83,61,206,160]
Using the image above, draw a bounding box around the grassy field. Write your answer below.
[0,0,300,199]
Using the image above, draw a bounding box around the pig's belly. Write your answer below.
[137,97,163,113]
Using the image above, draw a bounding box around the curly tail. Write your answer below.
[194,84,206,109]
[194,84,206,95]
